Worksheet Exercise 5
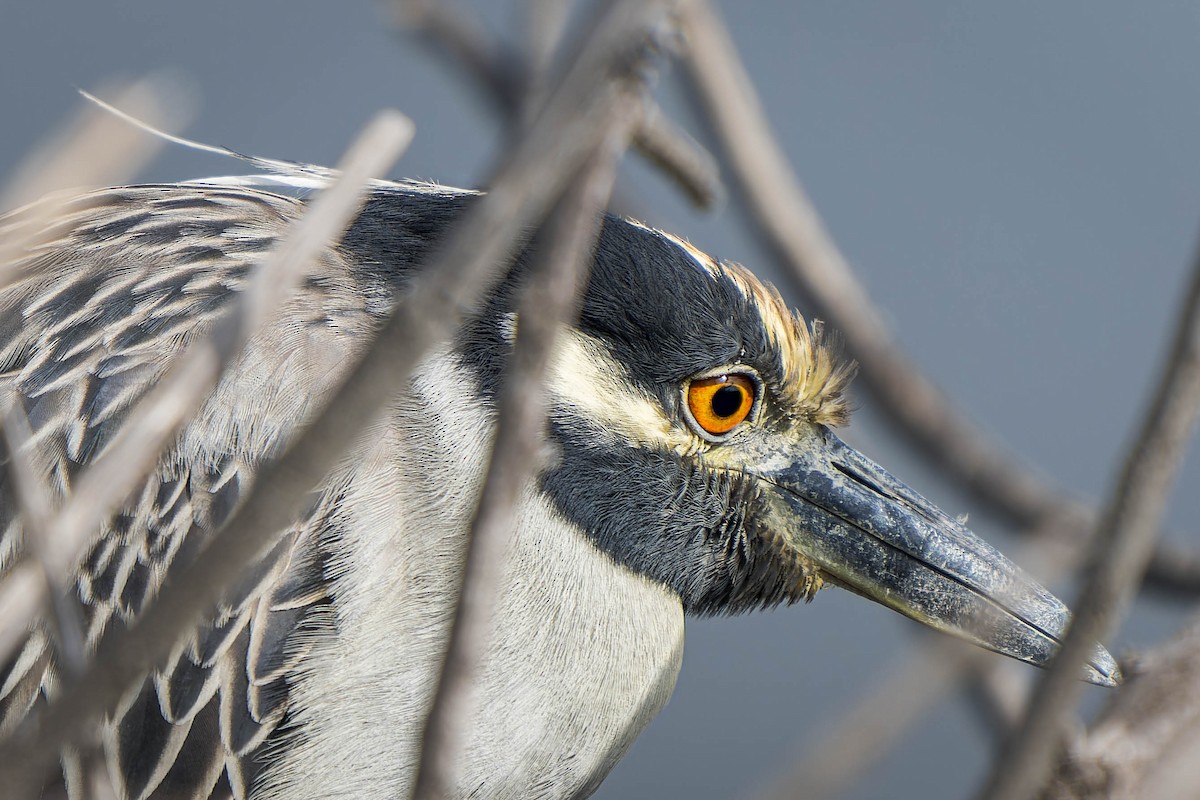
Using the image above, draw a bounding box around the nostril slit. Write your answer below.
[831,459,947,529]
[831,460,895,501]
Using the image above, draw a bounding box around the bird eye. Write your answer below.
[686,374,757,437]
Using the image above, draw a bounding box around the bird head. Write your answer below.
[461,213,1118,687]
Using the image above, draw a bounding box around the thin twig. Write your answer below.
[0,2,670,792]
[523,0,571,87]
[0,110,414,671]
[1046,612,1200,798]
[0,109,411,794]
[978,232,1200,800]
[963,665,1029,746]
[0,76,186,213]
[0,565,44,674]
[0,82,174,800]
[411,2,580,792]
[0,410,113,800]
[2,367,115,800]
[748,634,992,800]
[83,754,118,800]
[0,77,182,291]
[676,0,1200,597]
[743,517,1079,799]
[393,0,524,108]
[411,111,629,800]
[519,0,570,131]
[1143,538,1200,595]
[395,0,722,208]
[634,102,721,208]
[0,408,86,677]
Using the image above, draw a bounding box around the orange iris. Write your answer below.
[687,374,756,436]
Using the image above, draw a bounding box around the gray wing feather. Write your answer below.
[0,185,367,800]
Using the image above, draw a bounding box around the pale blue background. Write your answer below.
[3,3,1199,797]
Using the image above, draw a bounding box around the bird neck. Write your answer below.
[259,348,685,800]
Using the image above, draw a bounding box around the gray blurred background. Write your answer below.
[3,2,1199,797]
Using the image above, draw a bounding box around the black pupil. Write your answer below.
[710,384,745,418]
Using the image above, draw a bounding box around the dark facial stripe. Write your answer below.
[541,418,818,615]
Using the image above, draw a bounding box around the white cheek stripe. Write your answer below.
[545,328,696,453]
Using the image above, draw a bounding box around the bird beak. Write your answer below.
[754,427,1120,687]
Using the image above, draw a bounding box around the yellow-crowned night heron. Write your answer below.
[0,178,1117,800]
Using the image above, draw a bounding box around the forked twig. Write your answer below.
[395,0,721,208]
[411,111,632,800]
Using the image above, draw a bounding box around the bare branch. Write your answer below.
[0,110,414,671]
[1046,612,1200,798]
[0,2,672,792]
[747,634,992,800]
[2,399,115,800]
[963,664,1033,751]
[1,407,86,677]
[1142,538,1200,596]
[395,0,722,207]
[0,111,413,795]
[523,0,571,83]
[677,0,1059,525]
[82,753,118,800]
[633,102,721,208]
[978,232,1200,800]
[393,0,524,109]
[411,108,629,800]
[743,515,1081,799]
[0,76,186,213]
[0,77,183,292]
[0,565,44,673]
[676,0,1200,595]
